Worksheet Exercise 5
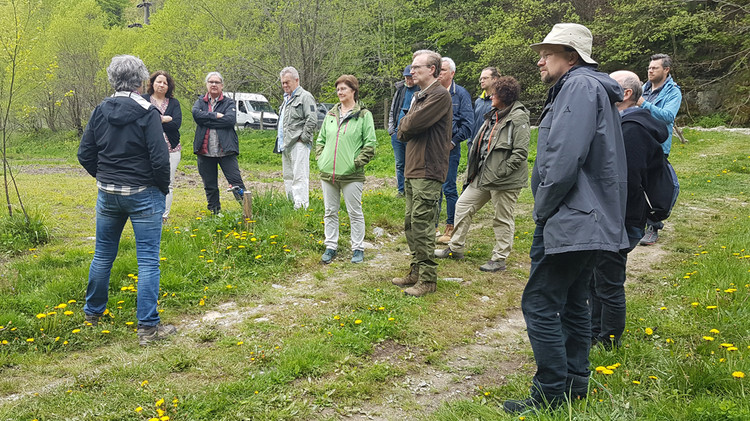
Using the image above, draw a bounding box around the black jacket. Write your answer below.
[78,93,170,194]
[192,93,239,155]
[621,108,671,227]
[142,94,182,149]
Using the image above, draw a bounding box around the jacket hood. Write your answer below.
[101,93,153,126]
[577,66,624,104]
[622,108,669,144]
[549,66,623,106]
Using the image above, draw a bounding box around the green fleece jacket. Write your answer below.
[315,102,377,183]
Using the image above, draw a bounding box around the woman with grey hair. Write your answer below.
[192,71,246,214]
[78,55,176,346]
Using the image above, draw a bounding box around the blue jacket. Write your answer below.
[471,91,492,142]
[448,81,474,147]
[641,75,681,155]
[532,66,629,254]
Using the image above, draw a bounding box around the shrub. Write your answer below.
[0,210,51,255]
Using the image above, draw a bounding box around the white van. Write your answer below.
[225,92,278,130]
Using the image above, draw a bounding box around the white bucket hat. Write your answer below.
[530,23,597,65]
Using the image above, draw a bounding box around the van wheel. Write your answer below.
[244,122,251,130]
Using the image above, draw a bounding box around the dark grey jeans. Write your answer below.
[196,154,245,213]
[521,225,599,400]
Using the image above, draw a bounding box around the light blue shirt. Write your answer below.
[276,86,300,153]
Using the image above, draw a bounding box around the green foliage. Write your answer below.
[694,113,731,128]
[0,209,50,255]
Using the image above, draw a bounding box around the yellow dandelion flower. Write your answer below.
[135,407,143,412]
[237,341,244,346]
[388,317,395,321]
[333,315,340,320]
[703,336,715,341]
[632,380,640,385]
[720,343,734,348]
[35,313,46,319]
[72,329,81,333]
[666,338,674,344]
[727,347,738,351]
[26,338,34,342]
[709,328,720,334]
[141,380,149,387]
[691,302,699,307]
[706,306,718,309]
[355,319,362,324]
[649,376,658,380]
[645,328,654,335]
[57,303,67,309]
[101,330,110,334]
[156,398,165,406]
[255,255,262,259]
[602,369,614,375]
[199,299,205,306]
[68,299,77,304]
[732,371,745,379]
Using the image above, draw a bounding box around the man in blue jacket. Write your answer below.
[503,23,628,414]
[435,57,474,244]
[637,53,682,245]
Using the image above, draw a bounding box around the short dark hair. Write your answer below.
[650,53,672,70]
[482,66,500,79]
[147,71,175,98]
[492,76,521,106]
[335,74,360,100]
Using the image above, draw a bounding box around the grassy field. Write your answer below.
[0,127,748,420]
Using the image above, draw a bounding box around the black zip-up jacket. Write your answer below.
[192,93,239,155]
[78,93,170,194]
[142,94,182,149]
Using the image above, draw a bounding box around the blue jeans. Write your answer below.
[437,143,461,225]
[84,187,165,327]
[522,225,599,399]
[590,225,643,347]
[391,133,406,194]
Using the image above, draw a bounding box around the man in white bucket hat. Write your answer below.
[503,23,629,414]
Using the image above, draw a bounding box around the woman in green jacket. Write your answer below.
[316,75,377,264]
[435,76,530,272]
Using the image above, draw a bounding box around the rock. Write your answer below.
[442,277,464,283]
[480,296,490,302]
[373,227,385,238]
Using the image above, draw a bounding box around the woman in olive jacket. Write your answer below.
[315,75,376,264]
[435,77,530,273]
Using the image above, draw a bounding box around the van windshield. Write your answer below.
[246,100,274,113]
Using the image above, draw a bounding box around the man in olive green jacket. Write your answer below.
[391,50,453,297]
[276,66,318,210]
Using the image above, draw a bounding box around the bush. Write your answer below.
[694,113,730,128]
[0,210,51,255]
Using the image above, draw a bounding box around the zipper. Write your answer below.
[331,115,351,183]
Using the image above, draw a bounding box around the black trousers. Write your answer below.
[196,154,245,213]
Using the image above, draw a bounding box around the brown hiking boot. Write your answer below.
[137,324,177,346]
[392,266,418,287]
[404,281,436,297]
[436,224,454,244]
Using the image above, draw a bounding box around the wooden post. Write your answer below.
[674,125,688,144]
[242,190,252,221]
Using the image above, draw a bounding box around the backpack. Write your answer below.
[644,157,679,222]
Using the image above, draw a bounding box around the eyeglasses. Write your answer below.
[207,80,223,85]
[410,64,431,71]
[538,51,563,62]
[647,66,663,71]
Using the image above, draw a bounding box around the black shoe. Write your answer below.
[503,396,563,414]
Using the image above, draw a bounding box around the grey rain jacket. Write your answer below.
[531,65,629,254]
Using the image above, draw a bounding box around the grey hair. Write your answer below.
[441,57,456,72]
[205,71,224,84]
[107,55,148,92]
[280,66,299,80]
[610,70,643,104]
[413,49,442,78]
[650,53,672,70]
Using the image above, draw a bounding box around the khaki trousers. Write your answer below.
[449,183,521,262]
[405,178,442,283]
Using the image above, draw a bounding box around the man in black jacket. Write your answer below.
[589,70,671,349]
[192,72,246,214]
[78,55,175,346]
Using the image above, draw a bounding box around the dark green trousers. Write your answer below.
[404,178,442,284]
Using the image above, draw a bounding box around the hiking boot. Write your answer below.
[392,266,418,287]
[480,259,506,272]
[639,225,658,245]
[436,224,454,244]
[321,248,337,264]
[404,281,436,297]
[351,250,364,264]
[434,247,464,259]
[84,313,101,327]
[137,324,177,346]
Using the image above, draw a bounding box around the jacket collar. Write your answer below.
[203,92,225,102]
[329,101,364,121]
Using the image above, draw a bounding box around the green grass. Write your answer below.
[0,128,748,420]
